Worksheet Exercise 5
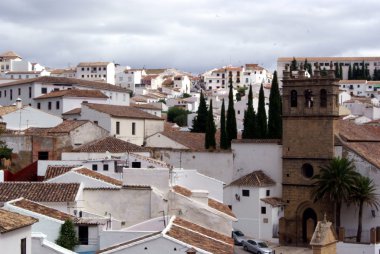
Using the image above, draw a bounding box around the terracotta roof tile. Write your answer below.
[338,80,367,84]
[342,141,380,169]
[74,168,122,186]
[173,185,192,197]
[157,131,208,150]
[44,165,78,180]
[84,103,163,120]
[0,106,18,116]
[229,170,276,187]
[0,76,131,93]
[47,120,89,133]
[167,223,233,254]
[77,62,111,67]
[131,103,160,110]
[0,209,37,234]
[0,182,80,202]
[278,57,380,62]
[34,89,108,99]
[260,197,286,207]
[0,51,21,59]
[62,107,81,115]
[72,136,150,153]
[337,120,380,142]
[10,198,74,221]
[208,198,236,218]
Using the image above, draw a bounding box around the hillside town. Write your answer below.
[1,50,380,254]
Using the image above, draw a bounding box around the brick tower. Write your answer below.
[279,63,339,245]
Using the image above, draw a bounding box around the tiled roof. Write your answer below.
[208,198,236,218]
[342,141,380,169]
[10,198,73,221]
[278,57,380,62]
[34,89,108,99]
[131,103,160,110]
[0,51,21,59]
[173,185,235,218]
[77,62,111,67]
[73,168,122,186]
[44,165,78,180]
[144,69,166,75]
[337,120,380,142]
[338,80,367,84]
[83,103,163,120]
[47,120,89,133]
[0,106,18,116]
[167,218,233,254]
[157,131,209,150]
[0,182,80,202]
[0,76,131,93]
[0,209,37,234]
[72,136,150,153]
[62,107,81,115]
[261,197,286,207]
[229,170,276,187]
[24,127,51,136]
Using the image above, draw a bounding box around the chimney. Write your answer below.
[16,98,22,109]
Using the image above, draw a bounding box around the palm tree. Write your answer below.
[351,175,379,242]
[312,157,360,233]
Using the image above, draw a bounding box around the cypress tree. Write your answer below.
[191,90,207,132]
[348,64,353,80]
[256,84,267,138]
[339,64,343,79]
[304,58,312,76]
[242,85,256,139]
[56,220,79,251]
[268,71,282,139]
[290,57,298,71]
[220,99,228,149]
[226,81,237,148]
[205,99,216,149]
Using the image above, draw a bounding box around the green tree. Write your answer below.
[267,71,282,139]
[182,93,191,98]
[312,157,360,233]
[226,81,237,148]
[220,99,228,149]
[191,91,207,132]
[290,57,298,71]
[256,84,267,138]
[351,175,380,242]
[167,107,188,126]
[205,99,216,149]
[304,59,312,76]
[242,85,256,139]
[348,64,353,80]
[56,220,79,251]
[236,92,241,101]
[339,64,343,79]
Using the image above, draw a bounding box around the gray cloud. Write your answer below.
[1,0,380,73]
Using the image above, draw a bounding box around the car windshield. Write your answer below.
[258,242,269,248]
[234,231,244,236]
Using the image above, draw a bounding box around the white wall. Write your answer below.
[145,134,188,149]
[123,168,170,193]
[47,171,120,188]
[0,225,33,254]
[80,104,112,132]
[337,242,380,254]
[99,231,152,249]
[32,232,77,254]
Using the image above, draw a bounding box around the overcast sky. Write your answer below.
[1,0,380,74]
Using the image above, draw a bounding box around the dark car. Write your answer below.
[232,230,245,245]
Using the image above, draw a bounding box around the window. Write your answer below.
[320,89,327,107]
[41,87,47,94]
[237,110,240,114]
[29,87,32,98]
[4,90,6,97]
[78,226,89,245]
[103,164,109,171]
[132,122,136,135]
[290,90,297,107]
[21,238,26,254]
[266,190,270,197]
[92,164,98,171]
[261,206,266,214]
[82,75,84,78]
[38,151,49,160]
[48,102,52,110]
[132,161,141,168]
[357,85,360,88]
[94,121,98,125]
[242,189,250,197]
[10,89,12,100]
[37,103,41,109]
[56,101,60,109]
[116,121,120,135]
[18,88,21,96]
[209,80,212,83]
[0,91,2,97]
[302,163,314,178]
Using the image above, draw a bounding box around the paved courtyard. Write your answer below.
[234,244,313,254]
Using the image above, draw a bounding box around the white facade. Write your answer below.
[173,75,191,94]
[116,69,145,92]
[32,232,77,254]
[339,80,380,98]
[203,66,242,90]
[76,62,116,85]
[0,215,34,254]
[1,106,63,130]
[4,70,50,80]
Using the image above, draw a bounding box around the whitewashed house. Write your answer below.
[0,208,38,254]
[76,62,115,85]
[0,76,131,107]
[80,103,164,145]
[131,103,162,117]
[243,64,272,86]
[50,68,77,78]
[116,69,146,92]
[203,66,243,90]
[0,51,23,74]
[4,70,50,80]
[173,75,191,94]
[33,89,109,117]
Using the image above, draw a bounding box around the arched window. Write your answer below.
[301,163,314,178]
[320,89,327,107]
[291,90,297,107]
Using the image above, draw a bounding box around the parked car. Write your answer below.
[232,230,245,245]
[242,239,273,254]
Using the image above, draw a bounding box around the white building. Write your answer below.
[0,51,23,73]
[203,66,243,90]
[243,64,272,86]
[4,70,50,80]
[338,80,380,98]
[76,62,116,85]
[50,68,77,79]
[80,103,164,145]
[0,76,131,107]
[116,69,146,92]
[173,75,191,94]
[0,208,38,254]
